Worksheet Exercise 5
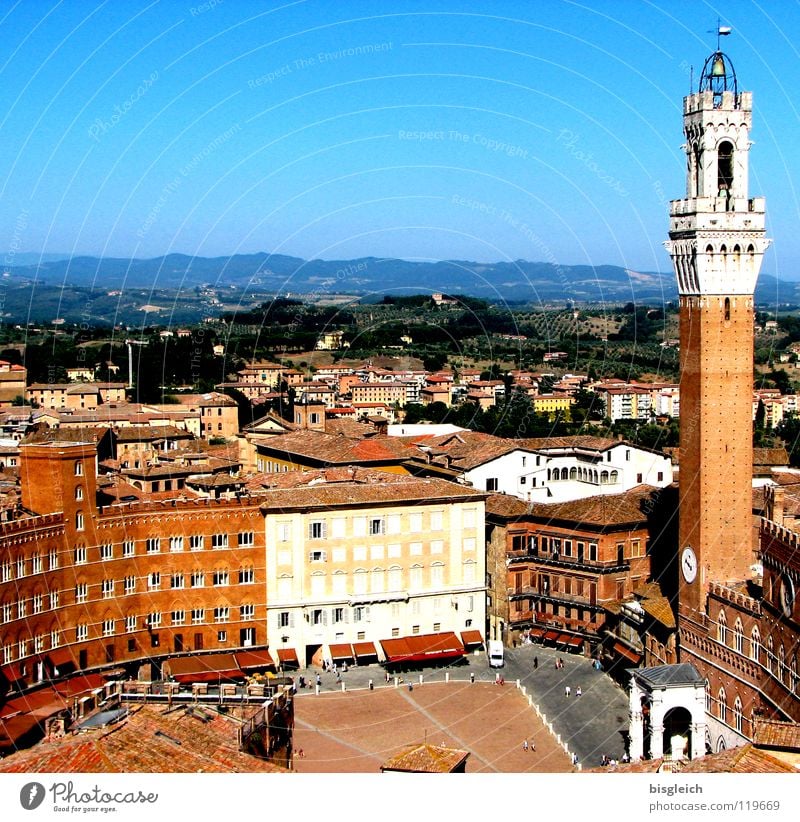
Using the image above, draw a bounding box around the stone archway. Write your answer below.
[663,706,692,760]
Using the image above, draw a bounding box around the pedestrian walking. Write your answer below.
[533,656,538,669]
[316,673,321,687]
[565,685,571,697]
[571,752,578,766]
[523,739,529,752]
[576,685,582,697]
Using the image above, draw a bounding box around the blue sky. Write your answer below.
[1,0,799,277]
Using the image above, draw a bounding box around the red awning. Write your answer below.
[566,635,583,648]
[352,641,378,659]
[277,648,300,667]
[328,643,354,661]
[613,641,642,664]
[164,653,243,683]
[460,630,484,648]
[49,647,79,669]
[380,632,464,664]
[235,650,276,670]
[529,627,546,639]
[543,630,560,642]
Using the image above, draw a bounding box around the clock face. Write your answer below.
[681,546,698,584]
[780,575,795,618]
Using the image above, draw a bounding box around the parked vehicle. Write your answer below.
[487,639,504,668]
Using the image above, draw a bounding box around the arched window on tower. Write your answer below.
[750,626,761,662]
[724,297,731,322]
[733,697,743,733]
[717,687,727,723]
[718,140,734,201]
[717,609,728,645]
[733,618,743,653]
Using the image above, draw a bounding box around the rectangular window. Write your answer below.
[354,606,368,623]
[31,554,42,574]
[123,540,135,558]
[589,543,598,562]
[333,607,345,624]
[103,619,115,637]
[101,579,114,599]
[630,539,643,558]
[125,615,137,633]
[217,630,227,643]
[124,576,136,594]
[171,610,186,625]
[212,533,229,549]
[0,561,10,582]
[75,583,88,604]
[277,522,291,542]
[74,546,87,565]
[213,570,229,586]
[50,629,61,648]
[147,612,162,629]
[240,604,255,620]
[2,602,11,623]
[238,532,254,547]
[171,573,185,589]
[100,543,113,560]
[213,607,229,623]
[238,567,254,584]
[430,510,443,530]
[76,624,88,642]
[191,571,205,588]
[3,645,13,664]
[148,572,161,590]
[369,517,385,536]
[278,611,290,628]
[32,593,43,614]
[169,536,184,552]
[563,539,572,557]
[433,622,441,632]
[146,538,160,554]
[409,513,422,533]
[49,549,59,570]
[430,540,444,555]
[412,625,420,635]
[76,513,84,531]
[308,550,327,563]
[190,535,204,551]
[308,521,327,540]
[486,478,499,491]
[50,590,59,610]
[17,599,27,619]
[191,608,205,624]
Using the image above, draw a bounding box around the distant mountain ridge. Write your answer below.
[2,252,797,325]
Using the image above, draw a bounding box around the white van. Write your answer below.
[487,639,504,668]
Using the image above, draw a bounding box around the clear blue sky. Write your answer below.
[1,0,799,277]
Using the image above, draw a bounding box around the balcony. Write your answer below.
[508,552,629,574]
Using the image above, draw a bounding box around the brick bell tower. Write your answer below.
[665,49,770,620]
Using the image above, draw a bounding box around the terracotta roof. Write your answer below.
[253,430,415,466]
[753,447,790,466]
[0,705,283,773]
[518,435,621,452]
[114,425,193,443]
[245,468,485,509]
[527,485,658,528]
[485,493,534,519]
[594,745,797,774]
[753,718,800,751]
[382,742,469,773]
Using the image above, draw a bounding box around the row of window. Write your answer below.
[1,533,257,580]
[304,510,466,540]
[2,606,258,663]
[303,538,477,564]
[1,568,257,620]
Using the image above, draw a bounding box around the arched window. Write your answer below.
[370,568,384,594]
[733,697,743,733]
[717,140,734,193]
[779,644,786,683]
[717,610,727,645]
[768,636,775,673]
[388,565,402,591]
[601,471,609,485]
[717,687,727,723]
[792,657,798,694]
[724,297,731,322]
[733,618,744,653]
[750,626,760,662]
[610,470,619,484]
[353,568,367,595]
[569,467,577,480]
[705,678,711,711]
[561,468,569,480]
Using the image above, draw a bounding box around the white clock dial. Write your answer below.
[681,546,697,584]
